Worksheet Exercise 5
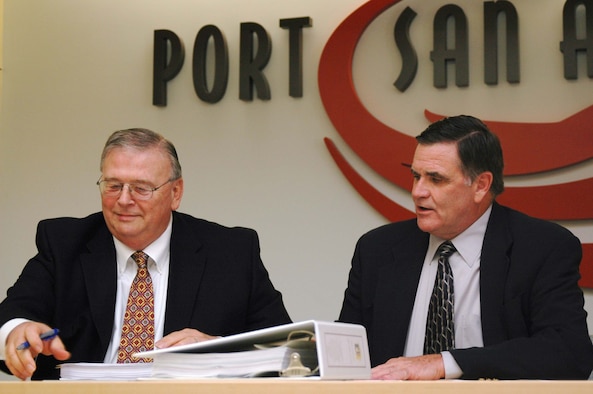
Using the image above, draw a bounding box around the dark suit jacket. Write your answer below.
[0,211,291,380]
[338,202,593,379]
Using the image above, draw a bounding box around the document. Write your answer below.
[59,362,152,381]
[58,321,371,380]
[151,338,317,378]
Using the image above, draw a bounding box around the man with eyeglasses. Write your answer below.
[0,128,292,380]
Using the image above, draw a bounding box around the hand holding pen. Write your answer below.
[5,322,70,381]
[16,328,60,350]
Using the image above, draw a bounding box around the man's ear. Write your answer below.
[171,178,184,210]
[474,171,493,203]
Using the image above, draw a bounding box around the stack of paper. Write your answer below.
[151,340,317,378]
[59,362,152,380]
[58,321,371,380]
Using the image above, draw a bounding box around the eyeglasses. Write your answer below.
[96,178,176,200]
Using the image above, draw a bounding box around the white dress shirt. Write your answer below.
[403,205,492,378]
[0,215,173,363]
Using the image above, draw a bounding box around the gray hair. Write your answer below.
[100,128,182,180]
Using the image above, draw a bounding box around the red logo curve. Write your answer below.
[318,0,593,287]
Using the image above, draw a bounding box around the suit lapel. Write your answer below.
[480,202,512,345]
[80,223,117,352]
[163,213,206,333]
[374,229,429,356]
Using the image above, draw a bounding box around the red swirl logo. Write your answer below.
[318,0,593,287]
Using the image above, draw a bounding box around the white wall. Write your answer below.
[1,0,592,381]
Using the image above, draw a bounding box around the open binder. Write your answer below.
[135,320,371,380]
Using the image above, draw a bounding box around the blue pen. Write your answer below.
[16,328,60,351]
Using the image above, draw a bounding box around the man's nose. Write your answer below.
[412,179,429,199]
[117,184,135,203]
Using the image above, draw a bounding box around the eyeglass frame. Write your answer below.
[96,176,179,200]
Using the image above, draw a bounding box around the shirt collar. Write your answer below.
[113,214,173,274]
[428,204,492,268]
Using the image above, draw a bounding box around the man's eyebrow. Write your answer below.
[408,168,448,180]
[101,177,153,184]
[425,171,443,177]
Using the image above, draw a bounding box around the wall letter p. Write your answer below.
[153,30,185,106]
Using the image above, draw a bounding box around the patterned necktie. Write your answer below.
[424,241,457,355]
[117,251,155,363]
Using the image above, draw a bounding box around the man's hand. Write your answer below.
[371,354,445,380]
[155,328,218,349]
[5,322,70,380]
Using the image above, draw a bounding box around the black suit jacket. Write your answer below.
[338,202,593,379]
[0,211,291,380]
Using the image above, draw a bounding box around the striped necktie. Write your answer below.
[424,241,457,354]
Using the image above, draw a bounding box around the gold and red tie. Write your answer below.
[117,251,155,363]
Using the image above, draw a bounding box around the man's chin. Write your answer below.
[110,220,142,237]
[416,217,437,234]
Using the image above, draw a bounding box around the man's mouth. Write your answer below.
[116,212,139,219]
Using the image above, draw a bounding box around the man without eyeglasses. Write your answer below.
[338,115,593,380]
